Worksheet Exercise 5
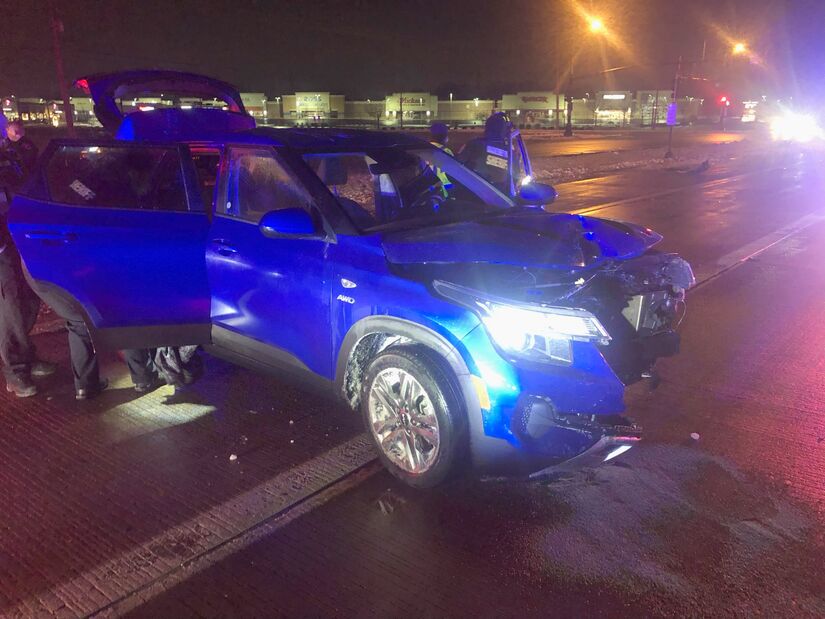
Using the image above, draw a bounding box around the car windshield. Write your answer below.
[303,146,514,232]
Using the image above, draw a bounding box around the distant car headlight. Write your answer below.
[433,281,610,364]
[770,112,823,143]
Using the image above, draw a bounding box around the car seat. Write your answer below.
[315,157,375,229]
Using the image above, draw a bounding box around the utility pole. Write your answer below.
[664,55,682,159]
[399,91,403,129]
[49,1,74,136]
[563,57,574,136]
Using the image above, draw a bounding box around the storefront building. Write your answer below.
[436,98,496,125]
[344,100,386,123]
[2,96,54,124]
[500,92,565,126]
[384,93,438,124]
[594,91,634,126]
[281,92,346,120]
[240,93,268,119]
[635,90,673,126]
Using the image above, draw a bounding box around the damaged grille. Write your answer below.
[561,253,694,384]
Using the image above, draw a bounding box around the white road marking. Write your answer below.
[695,212,825,286]
[27,434,377,618]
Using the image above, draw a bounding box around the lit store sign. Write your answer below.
[602,94,627,100]
[296,93,330,112]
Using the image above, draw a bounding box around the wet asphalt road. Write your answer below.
[522,128,745,157]
[2,137,824,618]
[392,126,745,158]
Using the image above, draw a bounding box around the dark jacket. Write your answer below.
[0,136,38,194]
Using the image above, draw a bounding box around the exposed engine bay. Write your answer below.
[564,252,695,383]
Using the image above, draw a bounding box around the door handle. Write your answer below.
[211,238,238,256]
[24,231,77,243]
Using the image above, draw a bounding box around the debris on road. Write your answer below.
[690,432,701,441]
[229,454,238,462]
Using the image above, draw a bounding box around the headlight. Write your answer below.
[433,281,610,364]
[770,111,823,143]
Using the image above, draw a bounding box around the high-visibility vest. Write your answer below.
[429,141,454,194]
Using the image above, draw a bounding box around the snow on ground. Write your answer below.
[530,138,761,185]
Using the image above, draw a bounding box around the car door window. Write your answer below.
[221,147,315,224]
[44,144,189,211]
[304,153,378,228]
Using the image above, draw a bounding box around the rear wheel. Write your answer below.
[360,345,465,488]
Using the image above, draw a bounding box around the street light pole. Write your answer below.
[563,15,606,137]
[664,55,682,159]
[564,57,574,136]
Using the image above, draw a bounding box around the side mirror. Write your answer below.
[259,208,317,238]
[518,181,557,206]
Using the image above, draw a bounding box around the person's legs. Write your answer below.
[66,318,100,391]
[26,275,103,396]
[122,349,158,388]
[0,268,36,396]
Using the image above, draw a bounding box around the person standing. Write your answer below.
[4,121,37,173]
[4,121,38,177]
[1,120,39,201]
[0,208,55,397]
[23,278,163,400]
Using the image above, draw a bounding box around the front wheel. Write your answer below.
[360,345,466,488]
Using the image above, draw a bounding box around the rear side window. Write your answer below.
[44,145,189,211]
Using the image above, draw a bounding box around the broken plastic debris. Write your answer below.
[690,432,700,441]
[289,419,294,425]
[289,439,295,444]
[229,454,238,461]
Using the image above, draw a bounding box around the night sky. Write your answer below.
[2,0,823,100]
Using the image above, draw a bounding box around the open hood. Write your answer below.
[382,210,661,271]
[75,70,255,139]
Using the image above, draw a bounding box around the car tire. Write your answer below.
[360,345,466,488]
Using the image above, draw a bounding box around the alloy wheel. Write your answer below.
[367,367,441,475]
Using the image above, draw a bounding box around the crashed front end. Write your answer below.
[432,250,695,475]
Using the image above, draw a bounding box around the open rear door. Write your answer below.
[9,139,212,350]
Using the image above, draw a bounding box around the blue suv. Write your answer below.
[10,72,694,487]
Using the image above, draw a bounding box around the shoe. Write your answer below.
[75,378,109,401]
[134,375,164,394]
[6,376,38,398]
[31,360,57,377]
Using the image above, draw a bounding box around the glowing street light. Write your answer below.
[588,17,605,33]
[732,42,747,55]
